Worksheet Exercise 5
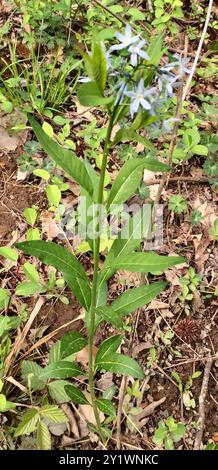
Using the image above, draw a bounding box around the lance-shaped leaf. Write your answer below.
[60,331,87,359]
[100,206,151,284]
[39,361,83,380]
[92,40,107,94]
[96,399,116,417]
[96,353,144,379]
[108,252,185,274]
[111,127,156,152]
[95,281,167,328]
[109,281,167,316]
[28,115,93,197]
[15,241,91,309]
[95,335,123,363]
[107,158,169,210]
[65,385,89,405]
[77,81,112,107]
[94,306,123,329]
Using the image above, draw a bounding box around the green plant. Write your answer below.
[168,194,187,214]
[14,404,67,450]
[152,0,184,33]
[173,128,208,163]
[0,42,80,115]
[179,267,201,314]
[13,33,186,445]
[172,370,202,410]
[153,416,186,449]
[189,210,203,226]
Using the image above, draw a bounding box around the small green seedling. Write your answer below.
[172,370,202,409]
[168,194,188,214]
[189,210,203,226]
[153,416,186,450]
[179,267,201,314]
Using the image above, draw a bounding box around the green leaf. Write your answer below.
[109,252,185,273]
[100,207,152,283]
[192,144,208,156]
[15,241,91,309]
[92,41,107,94]
[48,380,72,403]
[33,169,50,181]
[14,408,39,436]
[15,281,41,296]
[0,246,18,261]
[60,331,87,359]
[96,353,144,379]
[96,398,116,416]
[39,361,83,380]
[153,422,168,446]
[0,288,10,310]
[28,115,93,197]
[95,335,122,364]
[77,81,112,107]
[108,281,167,316]
[36,421,51,450]
[23,262,40,284]
[42,121,54,138]
[94,306,123,328]
[128,7,145,20]
[147,34,164,66]
[26,228,41,241]
[111,128,156,152]
[21,360,46,391]
[107,158,169,209]
[46,185,61,207]
[171,423,186,442]
[0,394,16,412]
[39,405,68,423]
[23,207,37,226]
[65,385,89,405]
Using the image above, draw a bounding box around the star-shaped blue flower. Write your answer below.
[129,40,150,66]
[109,25,139,52]
[125,79,156,118]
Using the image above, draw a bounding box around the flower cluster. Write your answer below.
[107,25,190,121]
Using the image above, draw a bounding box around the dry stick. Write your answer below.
[154,0,214,208]
[116,375,127,450]
[182,0,214,102]
[194,356,213,450]
[4,296,44,376]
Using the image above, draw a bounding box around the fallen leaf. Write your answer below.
[76,345,98,370]
[61,404,80,439]
[40,210,58,240]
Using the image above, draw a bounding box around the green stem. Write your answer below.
[88,110,116,445]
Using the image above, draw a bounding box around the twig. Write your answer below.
[92,0,126,27]
[4,296,44,376]
[116,375,127,450]
[194,356,213,450]
[182,0,214,101]
[145,176,209,186]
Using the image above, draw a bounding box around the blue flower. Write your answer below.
[129,40,150,66]
[157,73,178,97]
[173,54,190,76]
[109,25,139,52]
[125,79,156,118]
[162,118,180,132]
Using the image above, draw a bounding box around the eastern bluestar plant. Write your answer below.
[15,29,188,446]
